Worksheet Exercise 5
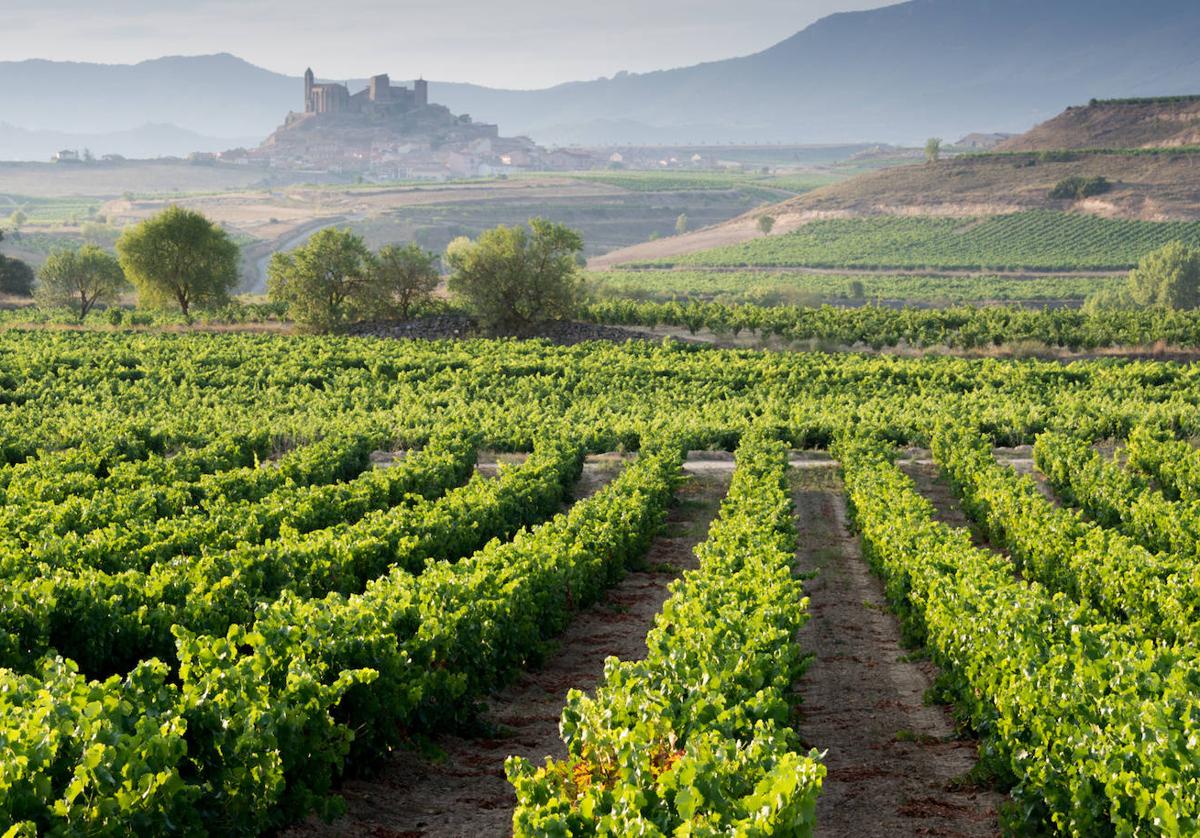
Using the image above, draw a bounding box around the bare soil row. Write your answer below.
[290,453,1008,837]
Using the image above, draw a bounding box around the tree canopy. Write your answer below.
[1128,240,1200,309]
[372,243,440,319]
[1085,241,1200,312]
[446,218,585,335]
[37,245,128,319]
[925,137,942,164]
[116,206,240,318]
[267,228,380,332]
[0,231,34,297]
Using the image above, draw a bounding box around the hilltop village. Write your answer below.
[236,68,543,177]
[200,68,745,179]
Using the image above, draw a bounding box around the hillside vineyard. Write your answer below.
[647,212,1200,272]
[7,331,1200,834]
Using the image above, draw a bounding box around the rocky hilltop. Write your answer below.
[997,97,1200,152]
[738,96,1200,224]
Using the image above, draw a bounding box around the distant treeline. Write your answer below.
[1087,95,1200,107]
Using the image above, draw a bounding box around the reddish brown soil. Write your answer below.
[285,456,732,837]
[792,464,1002,838]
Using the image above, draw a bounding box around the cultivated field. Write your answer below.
[609,211,1200,272]
[8,84,1200,837]
[592,269,1127,307]
[592,137,1200,272]
[589,209,1200,307]
[0,160,321,198]
[1,165,853,292]
[4,331,1200,834]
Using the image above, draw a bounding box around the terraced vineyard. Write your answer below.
[641,210,1200,271]
[6,330,1200,834]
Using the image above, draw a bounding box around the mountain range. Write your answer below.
[2,0,1200,160]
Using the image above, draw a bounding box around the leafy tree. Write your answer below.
[0,231,34,297]
[8,210,27,233]
[446,218,585,334]
[925,137,943,164]
[1127,241,1200,309]
[373,243,440,319]
[116,206,239,318]
[36,245,128,319]
[0,261,33,297]
[1084,241,1200,312]
[675,214,689,236]
[4,260,34,296]
[757,215,776,236]
[81,221,118,246]
[267,228,379,332]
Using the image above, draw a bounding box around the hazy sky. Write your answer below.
[3,0,897,88]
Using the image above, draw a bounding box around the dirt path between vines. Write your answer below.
[898,448,1058,520]
[792,464,1002,838]
[288,455,732,837]
[897,455,977,532]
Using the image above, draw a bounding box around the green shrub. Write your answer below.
[1050,176,1111,200]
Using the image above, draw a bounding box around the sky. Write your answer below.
[2,0,897,88]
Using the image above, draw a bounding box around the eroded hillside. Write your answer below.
[998,97,1200,151]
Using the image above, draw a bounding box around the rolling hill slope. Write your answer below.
[997,97,1200,151]
[592,96,1200,268]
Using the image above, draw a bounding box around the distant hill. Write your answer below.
[3,0,1200,157]
[998,97,1200,151]
[0,54,294,139]
[0,122,258,163]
